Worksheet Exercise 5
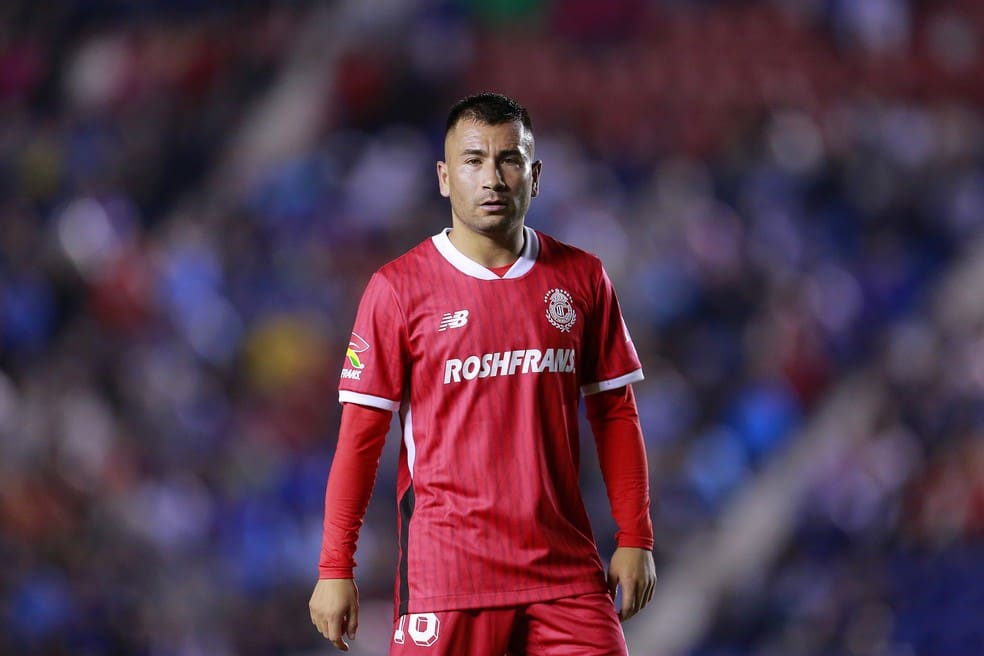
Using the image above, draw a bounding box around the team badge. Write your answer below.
[346,332,370,369]
[544,288,576,332]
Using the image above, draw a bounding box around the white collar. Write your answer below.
[431,226,539,280]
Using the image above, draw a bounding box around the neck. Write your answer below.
[447,222,525,267]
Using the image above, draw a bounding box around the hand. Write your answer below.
[309,578,359,651]
[607,547,656,622]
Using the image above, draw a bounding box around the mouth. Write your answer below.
[480,200,509,212]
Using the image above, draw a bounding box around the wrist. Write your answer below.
[615,536,654,551]
[319,567,355,579]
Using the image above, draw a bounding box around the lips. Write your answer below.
[480,199,508,210]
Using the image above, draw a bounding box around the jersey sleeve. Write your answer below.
[580,265,644,395]
[585,385,654,549]
[319,402,392,578]
[338,272,408,411]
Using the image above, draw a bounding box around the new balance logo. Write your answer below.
[438,310,469,332]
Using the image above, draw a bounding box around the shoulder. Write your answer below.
[534,229,605,276]
[373,235,439,284]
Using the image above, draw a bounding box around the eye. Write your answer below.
[465,158,481,165]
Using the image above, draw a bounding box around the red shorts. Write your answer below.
[389,592,627,656]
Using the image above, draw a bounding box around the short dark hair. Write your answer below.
[445,92,533,135]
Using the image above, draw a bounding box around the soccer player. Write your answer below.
[309,92,656,655]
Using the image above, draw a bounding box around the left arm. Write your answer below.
[585,384,657,622]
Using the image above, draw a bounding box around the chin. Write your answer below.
[483,210,521,226]
[476,216,519,234]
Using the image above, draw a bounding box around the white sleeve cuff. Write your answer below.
[580,369,644,396]
[338,390,400,412]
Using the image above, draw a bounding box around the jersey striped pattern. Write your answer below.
[338,227,643,614]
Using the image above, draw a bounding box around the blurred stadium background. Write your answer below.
[1,0,983,654]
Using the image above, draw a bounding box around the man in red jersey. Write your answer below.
[310,92,656,655]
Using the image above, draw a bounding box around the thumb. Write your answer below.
[607,569,618,601]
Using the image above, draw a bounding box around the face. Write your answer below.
[437,119,542,237]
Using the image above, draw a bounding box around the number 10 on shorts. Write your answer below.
[394,613,441,647]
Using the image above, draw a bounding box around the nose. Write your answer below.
[482,162,506,190]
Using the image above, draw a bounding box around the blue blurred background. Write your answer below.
[1,0,983,654]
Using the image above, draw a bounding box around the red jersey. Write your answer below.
[336,227,644,614]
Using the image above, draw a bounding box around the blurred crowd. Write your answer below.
[1,0,982,654]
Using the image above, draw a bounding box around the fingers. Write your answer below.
[644,573,657,608]
[608,548,658,623]
[619,577,639,622]
[309,579,359,650]
[346,604,359,640]
[309,602,351,651]
[620,572,658,622]
[311,612,350,651]
[309,607,326,639]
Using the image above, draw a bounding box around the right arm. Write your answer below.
[309,401,392,651]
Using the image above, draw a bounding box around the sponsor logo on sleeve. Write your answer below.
[342,332,370,380]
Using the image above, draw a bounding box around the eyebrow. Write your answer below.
[460,148,526,158]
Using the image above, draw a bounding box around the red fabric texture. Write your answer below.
[323,229,651,613]
[319,402,391,578]
[388,592,625,656]
[584,385,654,549]
[319,384,654,578]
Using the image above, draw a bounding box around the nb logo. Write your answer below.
[438,310,469,332]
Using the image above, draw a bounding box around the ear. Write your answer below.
[437,161,450,198]
[531,160,542,198]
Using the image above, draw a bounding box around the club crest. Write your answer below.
[544,288,576,332]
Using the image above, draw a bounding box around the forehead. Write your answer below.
[446,119,533,155]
